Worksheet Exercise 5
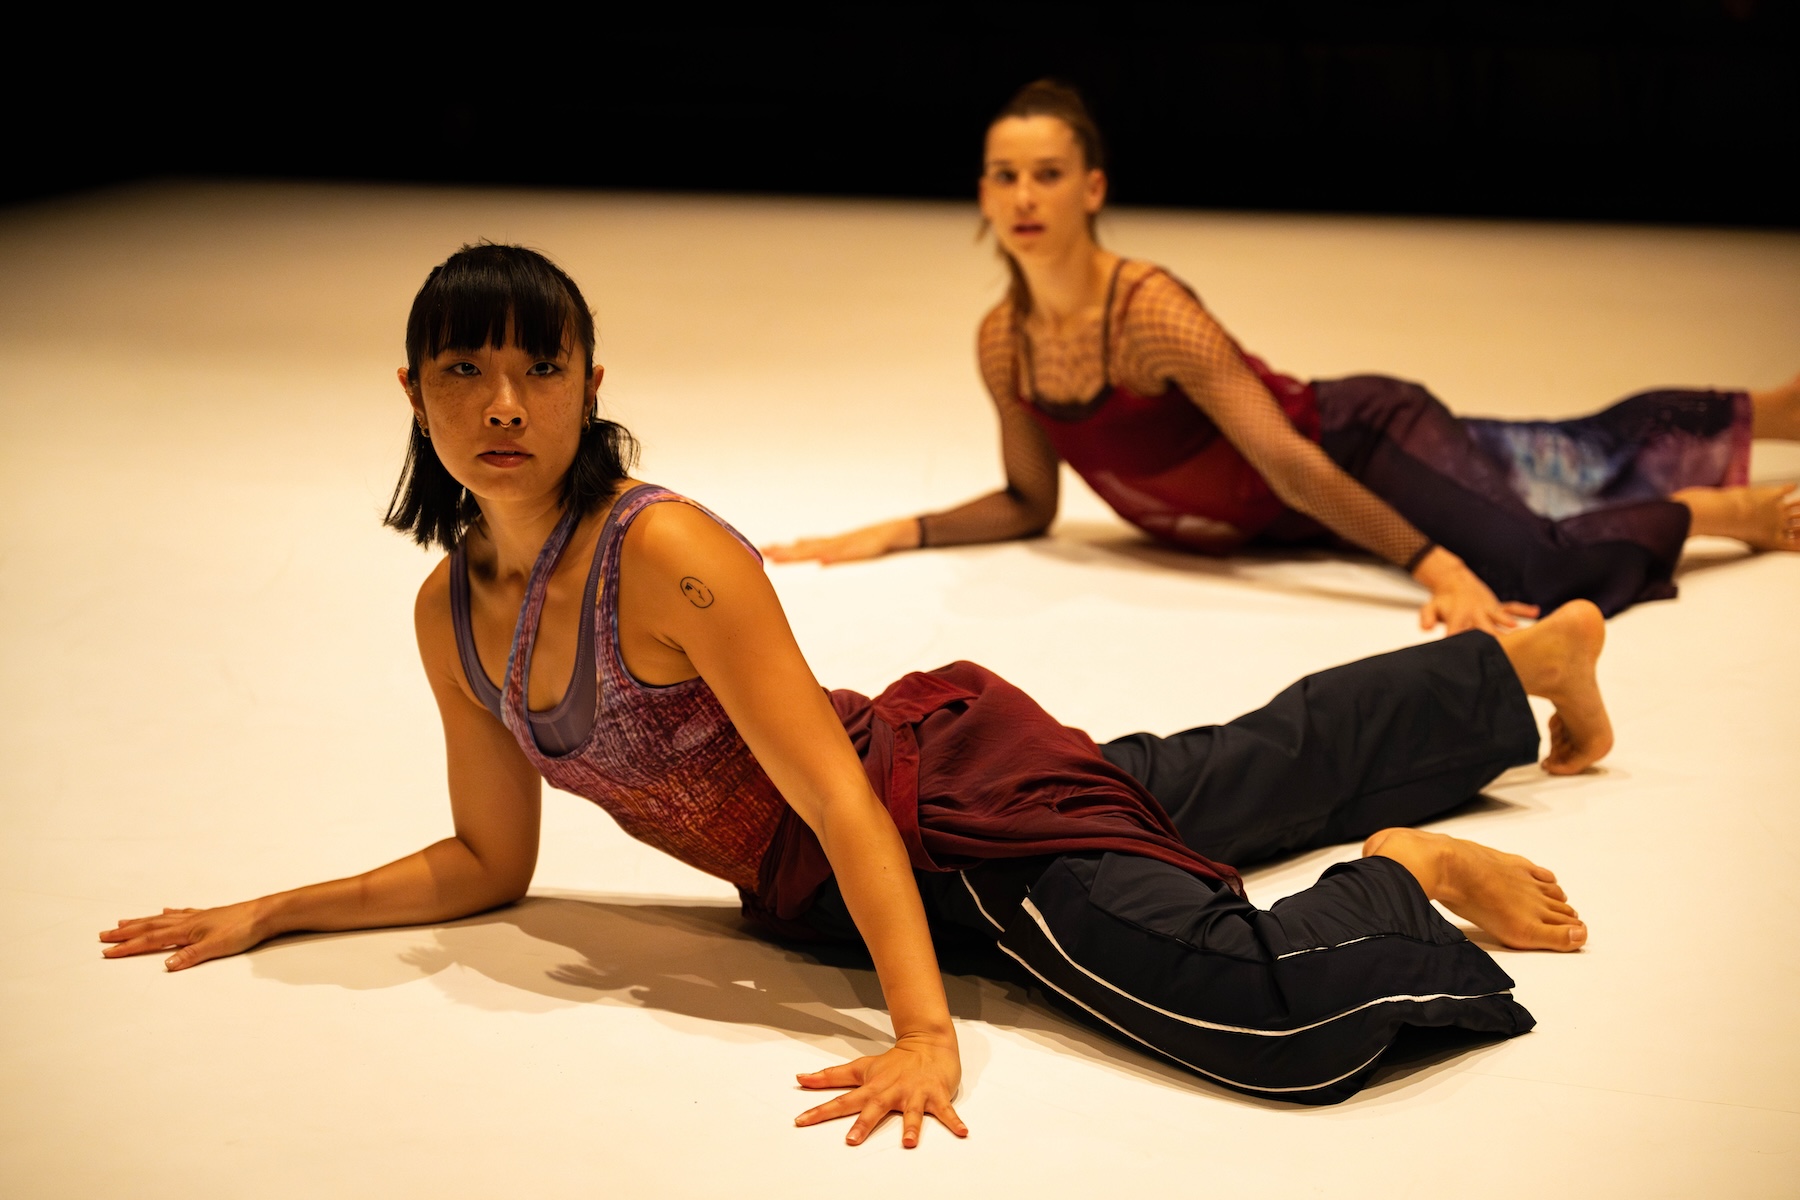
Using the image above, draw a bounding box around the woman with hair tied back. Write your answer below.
[103,243,1618,1142]
[767,79,1800,630]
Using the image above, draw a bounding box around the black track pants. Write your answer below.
[806,633,1543,1103]
[1099,628,1541,864]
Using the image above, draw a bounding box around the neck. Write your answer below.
[472,491,572,582]
[1018,240,1116,325]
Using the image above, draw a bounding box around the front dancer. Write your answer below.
[104,244,1613,1145]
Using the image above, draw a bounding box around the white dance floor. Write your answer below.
[2,183,1796,1198]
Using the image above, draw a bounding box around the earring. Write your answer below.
[416,418,430,439]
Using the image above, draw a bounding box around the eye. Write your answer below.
[527,361,562,377]
[447,361,479,377]
[1037,167,1062,184]
[989,168,1016,185]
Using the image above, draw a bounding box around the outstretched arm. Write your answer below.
[624,503,966,1147]
[1123,273,1536,635]
[762,304,1059,564]
[99,564,544,970]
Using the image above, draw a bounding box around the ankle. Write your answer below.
[1675,485,1731,530]
[1497,626,1555,699]
[1364,828,1447,900]
[1750,381,1800,440]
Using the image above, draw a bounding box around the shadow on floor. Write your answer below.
[1670,538,1756,582]
[1033,518,1780,605]
[1023,521,1425,612]
[247,889,1495,1109]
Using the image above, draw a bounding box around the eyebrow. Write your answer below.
[436,340,574,357]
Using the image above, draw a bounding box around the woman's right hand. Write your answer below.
[762,517,922,565]
[795,1031,967,1148]
[100,901,269,972]
[1411,547,1538,635]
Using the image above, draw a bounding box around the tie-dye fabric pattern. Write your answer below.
[1313,379,1752,614]
[1462,390,1752,521]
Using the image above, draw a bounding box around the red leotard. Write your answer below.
[1022,348,1320,550]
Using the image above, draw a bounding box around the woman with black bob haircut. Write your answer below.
[103,242,1621,1141]
[386,242,638,550]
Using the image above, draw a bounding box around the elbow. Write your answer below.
[1264,467,1319,516]
[488,866,534,908]
[461,845,534,911]
[1005,488,1057,538]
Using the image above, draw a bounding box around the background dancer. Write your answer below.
[767,81,1800,629]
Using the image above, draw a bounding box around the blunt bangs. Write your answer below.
[386,243,636,553]
[404,242,596,377]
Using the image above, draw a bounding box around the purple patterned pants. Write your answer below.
[1311,377,1752,616]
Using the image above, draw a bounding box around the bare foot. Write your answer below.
[1675,483,1800,552]
[1364,827,1587,952]
[1496,600,1614,774]
[1749,371,1800,441]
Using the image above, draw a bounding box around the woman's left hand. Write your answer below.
[1412,547,1539,635]
[100,902,269,970]
[794,1031,968,1148]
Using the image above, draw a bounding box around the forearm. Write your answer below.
[816,796,954,1040]
[920,487,1053,548]
[1253,441,1430,567]
[252,837,524,940]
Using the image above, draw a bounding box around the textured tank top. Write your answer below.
[450,484,790,893]
[1020,268,1321,546]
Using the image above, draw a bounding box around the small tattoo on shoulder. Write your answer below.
[679,577,715,608]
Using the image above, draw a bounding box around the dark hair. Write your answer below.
[384,243,638,551]
[982,80,1109,315]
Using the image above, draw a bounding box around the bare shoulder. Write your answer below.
[413,553,452,620]
[624,499,763,585]
[619,500,781,657]
[412,554,458,667]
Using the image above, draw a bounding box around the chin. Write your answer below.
[461,471,550,504]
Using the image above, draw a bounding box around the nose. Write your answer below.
[485,374,527,429]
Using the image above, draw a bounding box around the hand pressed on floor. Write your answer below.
[99,902,266,971]
[1413,548,1538,636]
[762,518,922,565]
[794,1032,968,1148]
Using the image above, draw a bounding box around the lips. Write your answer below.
[478,445,531,468]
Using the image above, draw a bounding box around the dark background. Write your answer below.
[11,2,1797,225]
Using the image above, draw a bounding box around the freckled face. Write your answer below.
[978,115,1106,260]
[399,331,601,505]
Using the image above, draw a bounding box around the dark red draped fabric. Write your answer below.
[749,661,1242,934]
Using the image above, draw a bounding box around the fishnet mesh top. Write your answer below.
[920,260,1431,568]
